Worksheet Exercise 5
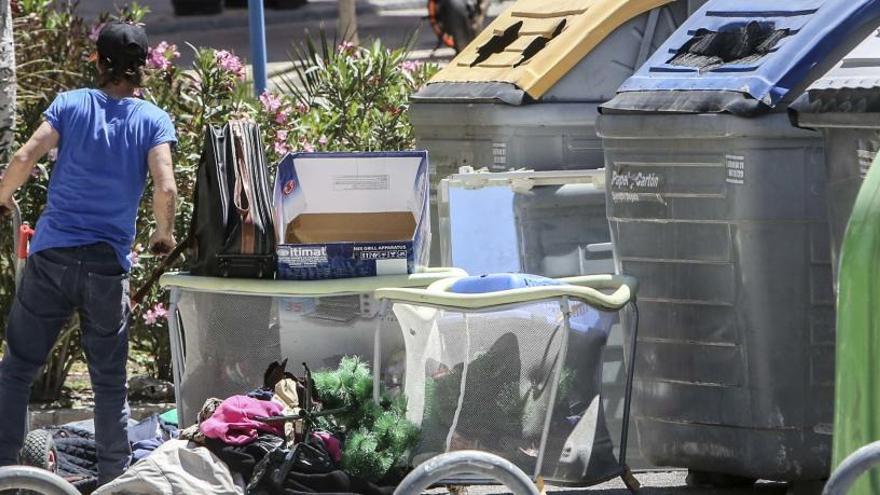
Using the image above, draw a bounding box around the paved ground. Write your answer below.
[423,470,798,494]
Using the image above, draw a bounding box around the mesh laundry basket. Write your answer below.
[159,269,465,426]
[374,274,639,486]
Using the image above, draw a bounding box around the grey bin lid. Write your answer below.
[791,29,880,122]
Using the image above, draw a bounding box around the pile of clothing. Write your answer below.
[97,358,412,495]
[30,413,177,493]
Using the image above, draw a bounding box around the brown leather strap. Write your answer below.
[231,121,257,255]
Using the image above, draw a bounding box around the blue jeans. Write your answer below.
[0,244,131,483]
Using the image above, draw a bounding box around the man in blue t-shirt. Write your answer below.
[0,22,177,483]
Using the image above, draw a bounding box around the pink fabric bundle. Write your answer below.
[199,395,284,445]
[311,431,342,463]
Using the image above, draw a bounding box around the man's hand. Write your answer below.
[0,196,16,219]
[149,230,176,256]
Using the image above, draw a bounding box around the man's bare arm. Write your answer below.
[0,122,60,208]
[147,143,177,255]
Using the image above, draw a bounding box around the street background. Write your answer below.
[66,2,823,493]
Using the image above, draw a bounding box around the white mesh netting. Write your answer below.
[393,299,623,484]
[174,290,405,425]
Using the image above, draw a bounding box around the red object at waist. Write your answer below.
[18,223,34,259]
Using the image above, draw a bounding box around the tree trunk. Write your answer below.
[337,0,359,45]
[0,0,15,161]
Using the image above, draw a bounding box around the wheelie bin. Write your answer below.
[411,0,707,264]
[597,0,880,486]
[790,30,880,287]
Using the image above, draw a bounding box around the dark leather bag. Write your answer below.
[189,120,276,278]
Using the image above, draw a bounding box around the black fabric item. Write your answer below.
[50,426,100,486]
[245,441,394,495]
[207,434,284,481]
[275,470,393,495]
[668,21,791,72]
[96,22,149,69]
[248,388,276,401]
[251,469,393,495]
[189,120,276,278]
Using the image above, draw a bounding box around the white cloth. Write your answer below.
[95,439,243,495]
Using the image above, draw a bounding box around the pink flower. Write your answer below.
[300,139,315,153]
[129,250,141,268]
[274,141,290,155]
[142,303,168,326]
[215,50,246,80]
[274,130,290,155]
[147,41,180,71]
[337,41,356,55]
[259,91,282,113]
[318,135,328,146]
[153,303,168,319]
[89,22,105,43]
[399,60,422,73]
[296,101,309,114]
[132,88,143,98]
[274,109,289,125]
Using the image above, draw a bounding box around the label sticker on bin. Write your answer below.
[726,155,745,185]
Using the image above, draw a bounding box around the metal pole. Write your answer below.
[534,297,572,479]
[167,288,185,423]
[248,0,268,95]
[338,0,359,45]
[619,301,640,465]
[372,299,389,403]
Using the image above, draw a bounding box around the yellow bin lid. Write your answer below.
[429,0,676,100]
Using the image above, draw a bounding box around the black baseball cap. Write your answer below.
[96,22,149,69]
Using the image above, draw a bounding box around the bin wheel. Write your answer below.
[20,430,57,473]
[685,470,756,488]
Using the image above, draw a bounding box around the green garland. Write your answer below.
[312,356,419,482]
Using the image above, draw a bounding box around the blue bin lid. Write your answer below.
[602,0,880,116]
[449,273,563,294]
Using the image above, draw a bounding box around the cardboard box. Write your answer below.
[273,151,430,280]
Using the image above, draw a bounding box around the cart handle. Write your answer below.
[0,466,79,495]
[823,441,880,495]
[394,451,540,495]
[374,274,638,312]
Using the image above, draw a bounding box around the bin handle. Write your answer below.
[374,274,638,312]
